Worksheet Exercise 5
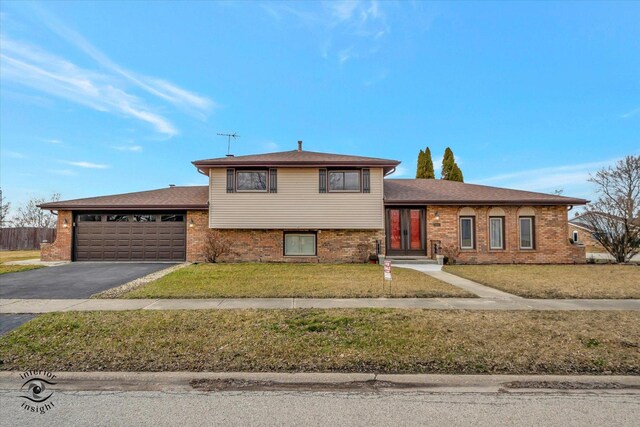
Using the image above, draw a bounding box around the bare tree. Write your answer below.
[201,229,234,263]
[0,188,10,227]
[583,155,640,263]
[13,193,61,228]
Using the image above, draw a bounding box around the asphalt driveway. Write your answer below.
[0,263,174,299]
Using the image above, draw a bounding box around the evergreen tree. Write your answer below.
[416,147,436,179]
[416,149,426,178]
[441,147,464,182]
[423,147,435,179]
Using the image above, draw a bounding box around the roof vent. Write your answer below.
[226,154,235,157]
[169,184,176,188]
[297,140,303,152]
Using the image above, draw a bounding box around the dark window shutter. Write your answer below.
[226,168,235,193]
[319,169,327,193]
[269,168,277,193]
[362,168,370,193]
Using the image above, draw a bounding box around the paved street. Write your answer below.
[1,388,638,426]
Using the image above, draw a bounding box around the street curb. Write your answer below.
[1,372,638,393]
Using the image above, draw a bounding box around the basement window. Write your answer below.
[284,233,316,256]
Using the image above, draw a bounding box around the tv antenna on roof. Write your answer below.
[217,132,239,156]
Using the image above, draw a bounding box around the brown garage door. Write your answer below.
[74,213,186,261]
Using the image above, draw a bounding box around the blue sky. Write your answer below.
[1,1,638,210]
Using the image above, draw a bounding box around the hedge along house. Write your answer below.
[39,141,588,264]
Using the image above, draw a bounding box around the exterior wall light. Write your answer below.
[63,219,69,228]
[189,219,195,228]
[434,211,440,220]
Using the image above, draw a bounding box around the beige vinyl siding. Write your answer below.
[209,168,384,229]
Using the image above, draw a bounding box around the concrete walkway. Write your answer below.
[1,297,639,313]
[394,263,521,299]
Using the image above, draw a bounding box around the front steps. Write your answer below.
[381,256,438,265]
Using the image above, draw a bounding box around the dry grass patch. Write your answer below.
[1,309,638,374]
[0,265,44,275]
[122,263,473,299]
[0,250,40,263]
[444,265,640,299]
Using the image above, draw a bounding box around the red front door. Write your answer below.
[386,208,425,255]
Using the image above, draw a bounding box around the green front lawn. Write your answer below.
[1,309,637,374]
[122,263,474,299]
[444,265,640,299]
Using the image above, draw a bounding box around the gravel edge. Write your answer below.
[91,263,191,299]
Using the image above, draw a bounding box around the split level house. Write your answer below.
[39,141,588,264]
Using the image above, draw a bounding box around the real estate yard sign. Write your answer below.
[383,260,392,281]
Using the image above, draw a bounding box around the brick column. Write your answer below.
[186,210,209,262]
[41,210,73,261]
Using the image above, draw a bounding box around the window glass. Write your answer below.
[133,215,156,222]
[460,217,474,249]
[284,234,316,256]
[107,215,129,222]
[236,171,267,191]
[328,171,360,191]
[161,215,184,222]
[78,214,101,222]
[520,217,533,249]
[490,217,504,249]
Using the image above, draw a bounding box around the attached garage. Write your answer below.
[74,212,186,261]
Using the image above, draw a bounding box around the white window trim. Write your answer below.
[489,217,504,250]
[284,233,317,256]
[235,170,268,193]
[459,217,475,250]
[519,217,534,249]
[327,170,362,193]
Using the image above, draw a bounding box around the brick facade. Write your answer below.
[424,205,585,264]
[186,228,385,263]
[40,210,73,261]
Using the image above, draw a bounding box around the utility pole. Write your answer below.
[217,132,239,155]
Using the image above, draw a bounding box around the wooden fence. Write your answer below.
[0,227,57,250]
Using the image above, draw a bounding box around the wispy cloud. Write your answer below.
[1,37,179,137]
[262,1,389,64]
[45,139,62,144]
[48,169,76,176]
[1,5,215,136]
[2,151,26,159]
[621,107,640,119]
[474,159,619,193]
[111,145,143,152]
[63,161,110,169]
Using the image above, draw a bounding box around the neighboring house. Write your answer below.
[569,213,607,253]
[39,142,588,264]
[569,212,640,255]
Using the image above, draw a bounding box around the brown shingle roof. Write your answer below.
[39,186,208,210]
[192,149,400,173]
[384,179,589,206]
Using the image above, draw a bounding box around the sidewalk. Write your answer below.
[1,371,638,393]
[2,297,639,313]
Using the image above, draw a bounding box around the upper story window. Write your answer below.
[236,171,268,192]
[328,171,361,192]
